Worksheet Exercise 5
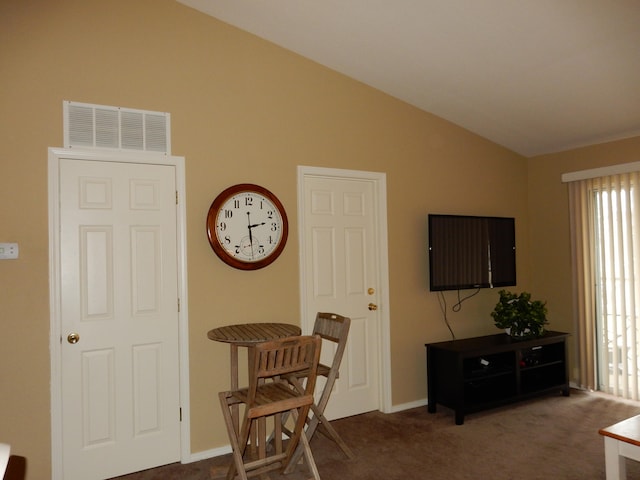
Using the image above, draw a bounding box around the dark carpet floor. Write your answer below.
[112,389,640,480]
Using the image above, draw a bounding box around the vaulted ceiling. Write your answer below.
[177,0,640,157]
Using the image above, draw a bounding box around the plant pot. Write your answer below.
[505,326,544,340]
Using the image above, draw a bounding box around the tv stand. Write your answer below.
[425,331,569,424]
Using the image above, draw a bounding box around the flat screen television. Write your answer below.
[428,214,516,291]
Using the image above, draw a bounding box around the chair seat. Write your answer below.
[231,382,315,418]
[289,362,332,379]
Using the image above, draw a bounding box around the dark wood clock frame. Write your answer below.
[206,183,288,270]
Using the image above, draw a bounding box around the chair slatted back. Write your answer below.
[314,312,348,343]
[249,335,321,400]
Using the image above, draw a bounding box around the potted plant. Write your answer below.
[491,290,548,339]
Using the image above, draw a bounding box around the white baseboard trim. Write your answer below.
[184,445,231,464]
[387,398,428,413]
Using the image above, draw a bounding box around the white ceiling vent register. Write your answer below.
[63,101,171,154]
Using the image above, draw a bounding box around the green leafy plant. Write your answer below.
[491,290,548,339]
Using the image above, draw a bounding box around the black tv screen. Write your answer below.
[428,214,516,291]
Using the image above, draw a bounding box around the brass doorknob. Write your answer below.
[67,332,80,344]
[368,303,378,311]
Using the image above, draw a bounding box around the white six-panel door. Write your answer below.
[299,168,389,419]
[58,158,181,479]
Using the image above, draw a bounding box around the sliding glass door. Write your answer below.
[593,173,640,400]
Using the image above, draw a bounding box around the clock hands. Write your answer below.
[246,212,255,259]
[246,214,267,259]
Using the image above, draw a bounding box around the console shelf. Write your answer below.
[426,331,569,424]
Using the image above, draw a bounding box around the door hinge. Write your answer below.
[176,190,179,205]
[178,298,180,312]
[180,407,182,422]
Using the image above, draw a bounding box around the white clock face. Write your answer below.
[207,184,289,270]
[212,188,286,266]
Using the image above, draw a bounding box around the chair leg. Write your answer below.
[312,407,355,459]
[298,422,321,480]
[285,403,354,474]
[218,391,251,480]
[273,413,283,455]
[282,409,321,479]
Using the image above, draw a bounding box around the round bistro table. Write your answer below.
[207,323,302,428]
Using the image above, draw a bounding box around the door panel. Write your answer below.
[302,174,380,419]
[59,159,180,480]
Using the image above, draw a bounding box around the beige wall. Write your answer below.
[3,0,634,478]
[528,136,640,373]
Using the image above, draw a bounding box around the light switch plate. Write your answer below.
[0,243,19,259]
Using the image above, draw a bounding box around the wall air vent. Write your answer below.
[63,101,171,154]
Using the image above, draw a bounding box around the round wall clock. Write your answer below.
[206,184,288,270]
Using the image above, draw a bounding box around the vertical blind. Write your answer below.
[570,171,640,400]
[592,172,640,399]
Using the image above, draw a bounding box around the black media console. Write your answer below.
[425,331,569,424]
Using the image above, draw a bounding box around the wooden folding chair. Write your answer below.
[219,335,322,480]
[284,313,355,473]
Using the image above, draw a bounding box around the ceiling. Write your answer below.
[177,0,640,157]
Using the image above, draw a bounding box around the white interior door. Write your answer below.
[58,158,181,479]
[299,167,390,419]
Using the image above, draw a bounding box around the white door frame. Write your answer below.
[297,165,392,414]
[48,148,191,479]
